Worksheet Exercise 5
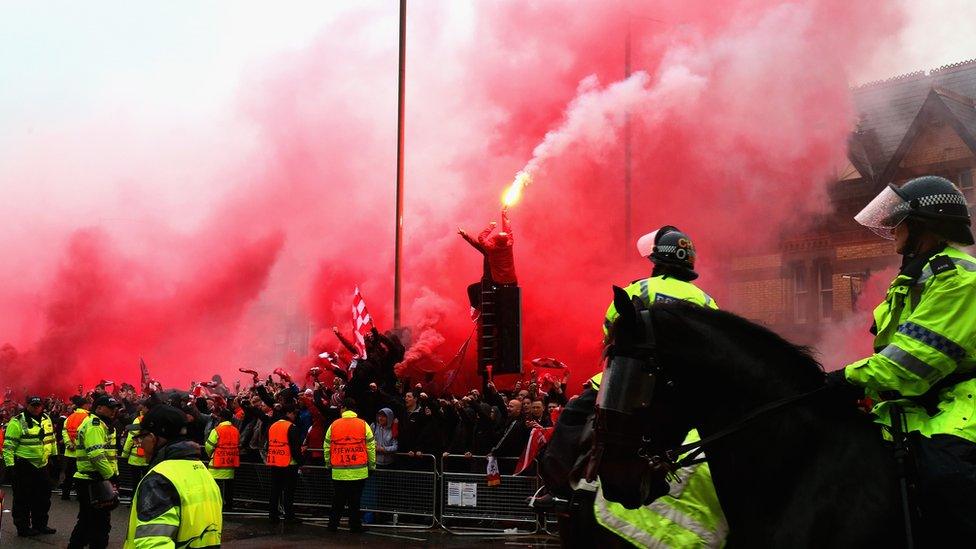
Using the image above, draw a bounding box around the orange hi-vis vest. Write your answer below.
[65,409,88,447]
[213,423,240,468]
[267,419,294,467]
[329,417,368,469]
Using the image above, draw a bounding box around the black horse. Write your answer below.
[550,287,929,547]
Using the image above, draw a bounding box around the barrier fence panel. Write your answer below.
[218,456,438,528]
[439,454,542,535]
[118,452,553,537]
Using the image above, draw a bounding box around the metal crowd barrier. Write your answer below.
[438,454,543,535]
[227,454,439,528]
[117,451,553,537]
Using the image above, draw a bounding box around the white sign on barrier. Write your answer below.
[447,482,478,507]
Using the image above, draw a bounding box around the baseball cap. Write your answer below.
[93,396,122,409]
[126,405,187,439]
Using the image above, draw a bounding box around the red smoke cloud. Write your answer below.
[0,1,905,397]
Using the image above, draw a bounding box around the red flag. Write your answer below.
[514,426,553,475]
[139,358,151,393]
[441,327,476,393]
[352,286,375,358]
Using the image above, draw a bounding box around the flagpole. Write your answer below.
[393,0,407,329]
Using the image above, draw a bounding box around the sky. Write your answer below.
[0,1,973,394]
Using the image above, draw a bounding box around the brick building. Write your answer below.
[729,59,976,344]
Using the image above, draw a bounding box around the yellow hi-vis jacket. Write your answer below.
[595,431,727,547]
[844,246,976,442]
[2,412,56,468]
[126,448,223,548]
[122,414,149,466]
[74,415,118,481]
[604,275,718,336]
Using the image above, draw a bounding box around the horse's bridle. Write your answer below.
[595,305,828,480]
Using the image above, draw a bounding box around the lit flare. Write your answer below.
[502,171,532,207]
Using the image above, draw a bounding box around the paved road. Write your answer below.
[1,491,560,548]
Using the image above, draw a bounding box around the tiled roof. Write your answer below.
[850,59,976,180]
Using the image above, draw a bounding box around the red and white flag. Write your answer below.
[515,426,554,476]
[352,286,375,358]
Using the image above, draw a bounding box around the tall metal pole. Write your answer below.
[623,23,633,257]
[394,0,406,329]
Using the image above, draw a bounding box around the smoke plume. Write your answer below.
[0,1,910,396]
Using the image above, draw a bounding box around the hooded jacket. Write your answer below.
[371,407,398,465]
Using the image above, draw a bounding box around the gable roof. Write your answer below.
[881,87,976,181]
[851,59,976,181]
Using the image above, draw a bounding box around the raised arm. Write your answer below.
[458,227,485,253]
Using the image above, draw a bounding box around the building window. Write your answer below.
[792,262,807,324]
[818,262,833,321]
[958,169,974,191]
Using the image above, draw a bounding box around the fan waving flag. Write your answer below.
[352,286,375,358]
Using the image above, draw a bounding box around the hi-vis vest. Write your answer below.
[74,415,118,481]
[212,423,240,468]
[845,246,976,443]
[329,417,368,469]
[126,459,223,549]
[64,408,89,458]
[604,275,718,336]
[122,414,148,466]
[267,420,295,467]
[594,430,728,548]
[2,412,56,468]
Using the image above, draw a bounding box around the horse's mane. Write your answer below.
[651,302,825,383]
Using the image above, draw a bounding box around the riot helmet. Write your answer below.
[855,176,973,245]
[636,225,698,280]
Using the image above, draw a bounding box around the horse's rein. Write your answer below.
[656,385,830,472]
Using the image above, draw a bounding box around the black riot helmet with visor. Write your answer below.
[855,176,974,245]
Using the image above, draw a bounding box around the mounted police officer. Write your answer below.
[595,225,726,547]
[2,396,57,537]
[829,175,976,537]
[604,225,717,339]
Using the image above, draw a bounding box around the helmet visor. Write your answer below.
[854,185,910,240]
[636,230,659,258]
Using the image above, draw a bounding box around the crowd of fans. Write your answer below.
[0,327,572,491]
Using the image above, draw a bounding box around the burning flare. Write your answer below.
[502,170,532,207]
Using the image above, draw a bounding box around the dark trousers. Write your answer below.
[912,433,976,539]
[269,465,298,518]
[68,479,112,549]
[61,457,77,498]
[216,478,235,510]
[329,478,366,530]
[11,459,51,531]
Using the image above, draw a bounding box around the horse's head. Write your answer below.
[584,286,695,509]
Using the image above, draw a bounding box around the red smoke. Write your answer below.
[0,1,905,397]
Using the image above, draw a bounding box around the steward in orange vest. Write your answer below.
[266,405,303,523]
[205,408,239,511]
[60,396,91,501]
[324,398,375,533]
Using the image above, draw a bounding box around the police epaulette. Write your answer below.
[91,417,101,426]
[930,255,955,276]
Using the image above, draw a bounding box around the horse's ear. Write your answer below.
[612,286,636,326]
